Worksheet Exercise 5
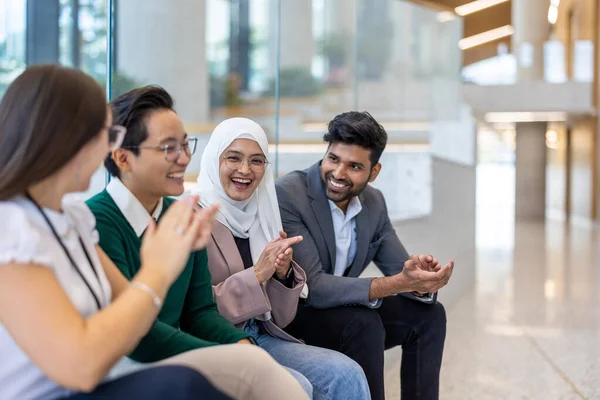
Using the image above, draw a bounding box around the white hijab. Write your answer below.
[193,118,282,264]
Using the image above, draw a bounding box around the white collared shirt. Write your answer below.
[329,197,362,277]
[106,178,163,237]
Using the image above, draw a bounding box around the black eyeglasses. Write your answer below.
[124,137,198,163]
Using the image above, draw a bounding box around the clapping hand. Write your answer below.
[414,254,440,272]
[254,233,303,284]
[274,231,295,279]
[397,255,454,296]
[142,195,219,285]
[410,254,441,295]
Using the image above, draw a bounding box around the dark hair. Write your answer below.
[323,111,387,166]
[0,64,107,200]
[105,85,174,178]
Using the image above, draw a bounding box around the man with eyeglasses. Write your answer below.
[87,86,255,367]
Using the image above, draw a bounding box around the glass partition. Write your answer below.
[0,0,465,221]
[0,0,26,98]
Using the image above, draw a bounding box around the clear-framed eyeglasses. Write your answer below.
[108,125,127,152]
[124,137,198,163]
[221,154,269,173]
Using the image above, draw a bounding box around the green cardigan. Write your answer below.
[87,190,250,362]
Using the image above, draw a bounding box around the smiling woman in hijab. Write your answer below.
[192,118,371,400]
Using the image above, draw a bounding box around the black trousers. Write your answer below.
[65,365,231,400]
[285,295,447,400]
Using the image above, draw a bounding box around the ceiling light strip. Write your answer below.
[459,25,515,50]
[455,0,510,16]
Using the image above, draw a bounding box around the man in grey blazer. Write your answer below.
[275,111,454,400]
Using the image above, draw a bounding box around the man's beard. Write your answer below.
[322,171,370,204]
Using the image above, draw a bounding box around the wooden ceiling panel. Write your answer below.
[463,2,512,37]
[463,39,511,66]
[429,0,471,8]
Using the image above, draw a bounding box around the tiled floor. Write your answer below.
[384,164,600,399]
[439,219,599,399]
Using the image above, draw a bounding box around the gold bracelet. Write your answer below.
[254,267,263,284]
[131,281,162,309]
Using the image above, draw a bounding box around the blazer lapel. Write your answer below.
[348,200,371,277]
[310,197,336,270]
[307,162,336,271]
[211,221,245,275]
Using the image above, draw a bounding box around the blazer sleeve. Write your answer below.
[265,261,306,328]
[212,267,272,325]
[277,185,375,309]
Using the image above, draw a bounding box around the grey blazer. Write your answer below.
[206,220,305,343]
[275,161,409,309]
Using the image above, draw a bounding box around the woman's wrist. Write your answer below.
[131,281,163,309]
[134,267,169,301]
[275,263,292,279]
[253,266,264,284]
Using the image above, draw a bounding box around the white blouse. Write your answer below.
[0,195,113,400]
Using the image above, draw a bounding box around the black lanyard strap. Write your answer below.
[24,192,103,310]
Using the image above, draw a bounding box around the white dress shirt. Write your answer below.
[329,197,381,307]
[106,178,163,237]
[329,197,362,277]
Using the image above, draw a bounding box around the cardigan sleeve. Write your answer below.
[91,207,227,361]
[180,249,251,344]
[128,319,221,363]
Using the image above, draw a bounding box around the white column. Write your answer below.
[116,0,209,125]
[512,0,549,81]
[512,0,551,219]
[515,122,548,219]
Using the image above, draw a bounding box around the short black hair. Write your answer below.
[323,111,387,166]
[105,85,175,178]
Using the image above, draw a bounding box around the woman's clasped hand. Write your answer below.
[253,232,303,284]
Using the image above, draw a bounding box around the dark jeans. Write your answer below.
[285,294,447,400]
[65,366,231,400]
